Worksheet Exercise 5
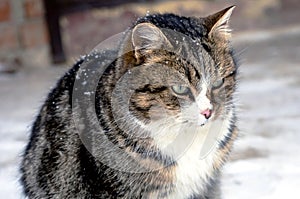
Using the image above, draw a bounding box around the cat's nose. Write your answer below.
[201,109,212,119]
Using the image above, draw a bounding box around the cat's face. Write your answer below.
[128,46,236,128]
[121,8,237,134]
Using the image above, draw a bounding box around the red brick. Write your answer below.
[0,0,10,22]
[24,0,44,18]
[20,21,48,48]
[0,25,18,50]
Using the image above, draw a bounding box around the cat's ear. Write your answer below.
[204,6,235,40]
[131,23,171,59]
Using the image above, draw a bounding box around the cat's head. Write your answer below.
[114,6,237,139]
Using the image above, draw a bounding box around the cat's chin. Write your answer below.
[191,117,210,127]
[197,118,210,127]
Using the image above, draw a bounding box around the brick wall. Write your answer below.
[0,0,49,72]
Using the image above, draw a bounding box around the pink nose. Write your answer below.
[201,109,212,119]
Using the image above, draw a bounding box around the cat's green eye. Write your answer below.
[171,85,190,95]
[212,79,224,89]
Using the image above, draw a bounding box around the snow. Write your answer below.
[0,68,66,198]
[1,30,300,198]
[222,30,300,198]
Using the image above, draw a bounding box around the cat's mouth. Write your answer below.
[182,117,211,127]
[198,119,209,127]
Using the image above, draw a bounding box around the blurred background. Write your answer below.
[0,0,300,198]
[0,0,299,68]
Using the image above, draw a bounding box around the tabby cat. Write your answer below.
[21,6,238,199]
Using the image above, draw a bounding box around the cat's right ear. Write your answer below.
[131,23,171,60]
[204,6,235,41]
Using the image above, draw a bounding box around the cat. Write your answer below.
[20,6,238,199]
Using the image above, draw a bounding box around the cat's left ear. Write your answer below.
[204,6,235,40]
[131,23,172,60]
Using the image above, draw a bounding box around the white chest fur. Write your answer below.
[167,125,218,199]
[147,116,232,199]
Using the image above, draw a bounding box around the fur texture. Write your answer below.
[21,6,238,199]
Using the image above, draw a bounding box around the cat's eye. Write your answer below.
[171,85,190,95]
[212,79,224,89]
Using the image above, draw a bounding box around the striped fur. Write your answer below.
[21,6,238,199]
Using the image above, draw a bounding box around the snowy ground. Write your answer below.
[1,27,300,198]
[222,27,300,198]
